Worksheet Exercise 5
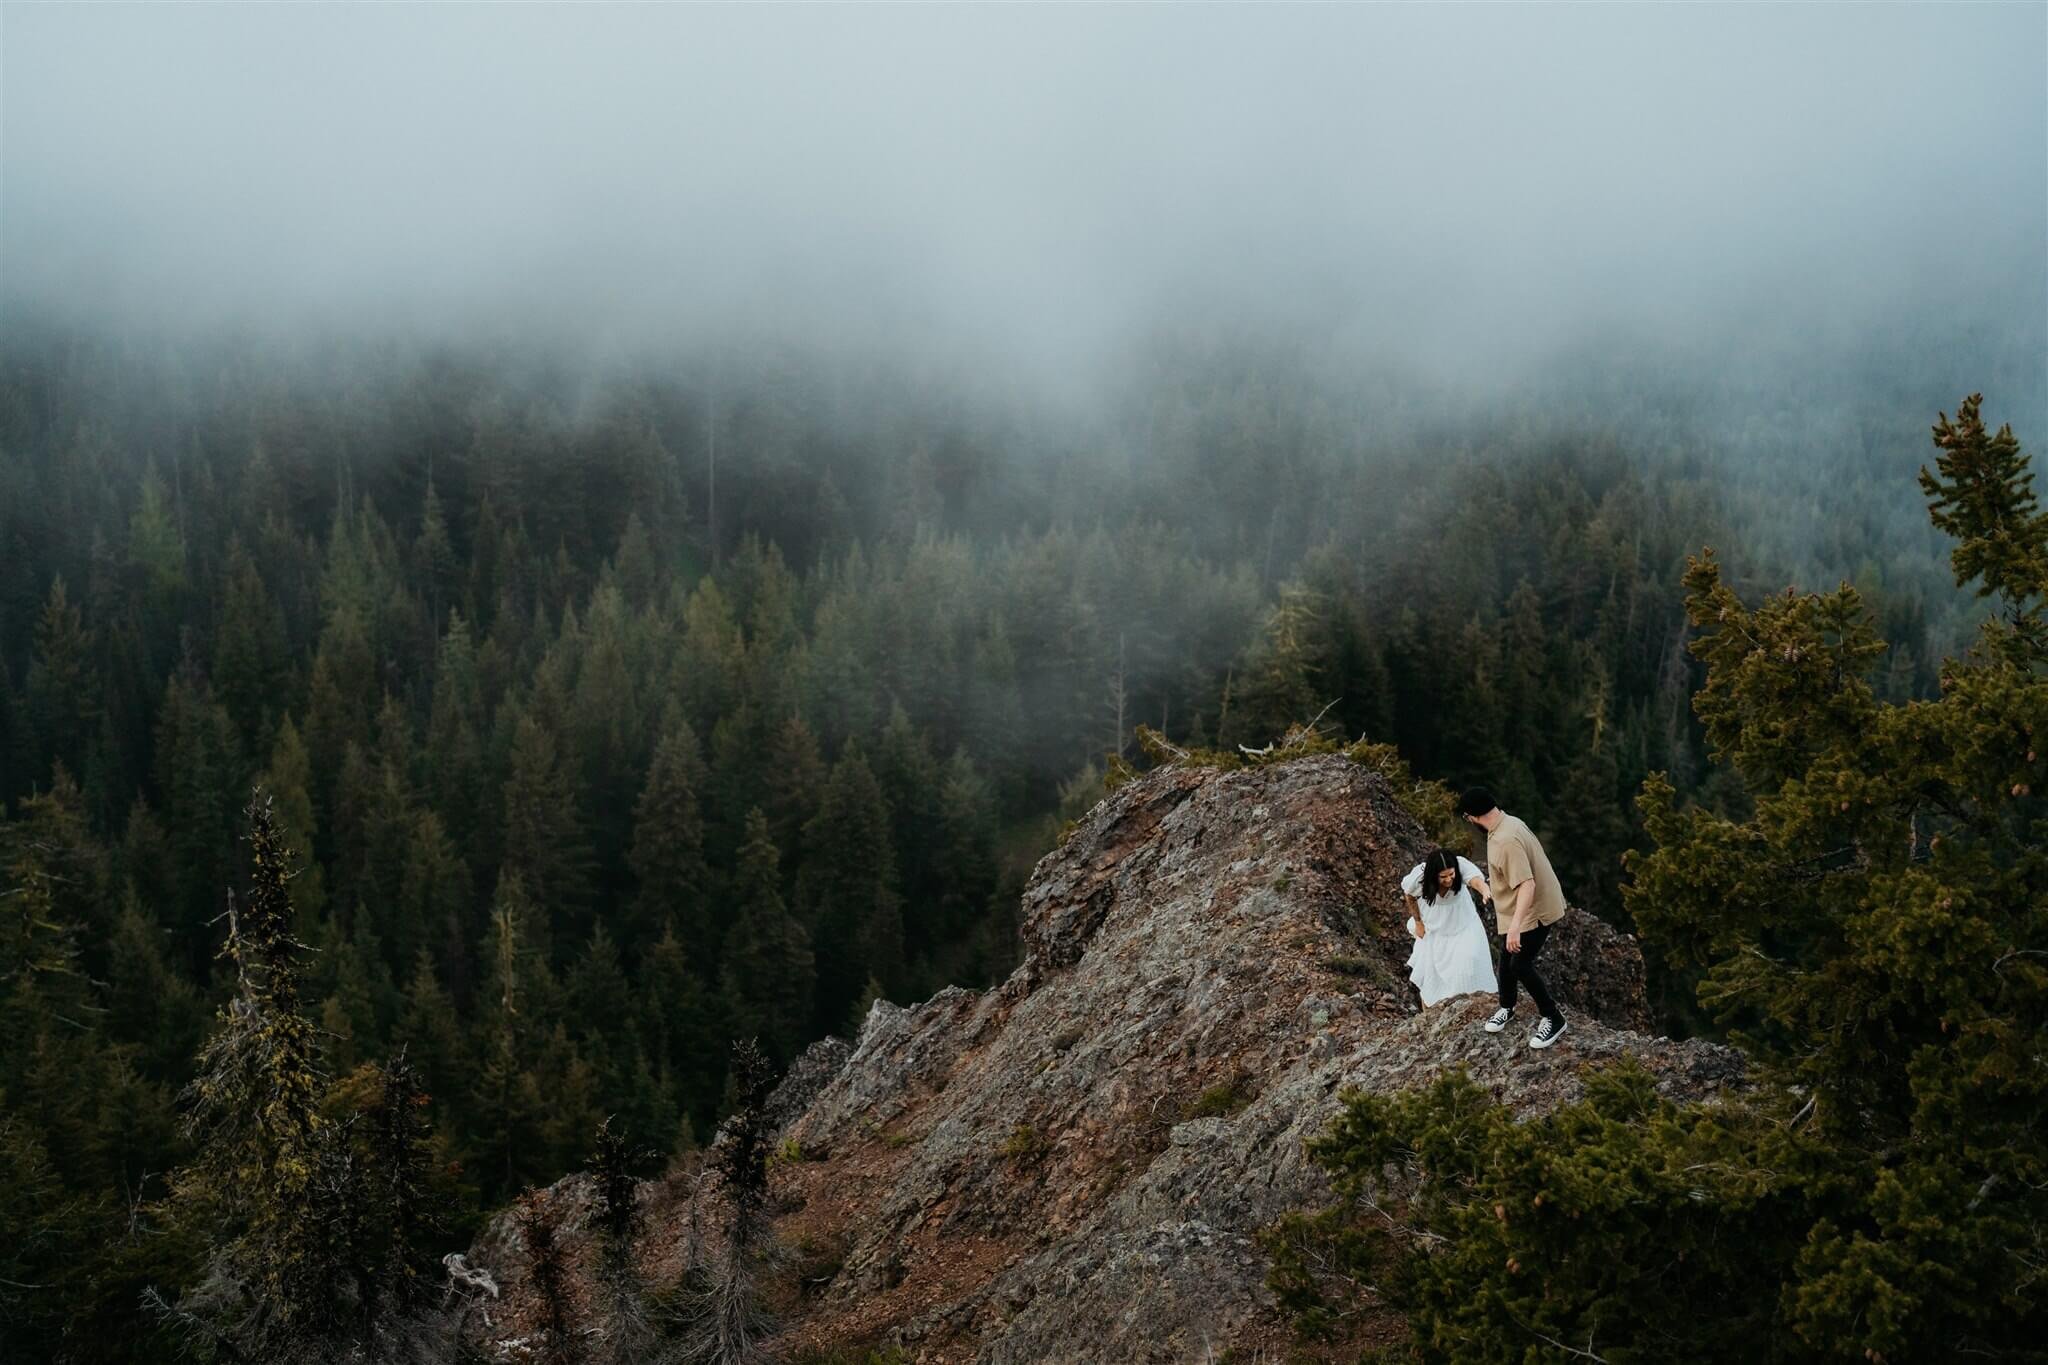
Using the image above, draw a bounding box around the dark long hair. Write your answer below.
[1420,847,1464,901]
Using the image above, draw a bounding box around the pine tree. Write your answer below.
[152,662,244,940]
[566,922,631,1052]
[720,810,815,1064]
[533,1024,604,1177]
[674,576,744,735]
[415,480,458,637]
[397,809,472,996]
[104,892,210,1082]
[677,1038,777,1364]
[258,715,329,926]
[213,540,291,756]
[966,618,1028,812]
[359,1054,445,1324]
[467,872,558,1198]
[588,1116,655,1364]
[628,719,710,949]
[1226,581,1330,747]
[612,510,662,609]
[797,742,902,1029]
[571,581,643,886]
[934,748,1004,980]
[26,574,98,784]
[757,709,825,880]
[128,464,188,610]
[394,950,467,1110]
[303,604,378,810]
[872,705,944,948]
[500,710,593,951]
[164,791,332,1355]
[635,920,717,1138]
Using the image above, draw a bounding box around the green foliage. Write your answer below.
[721,810,817,1065]
[1182,1077,1252,1120]
[997,1123,1048,1162]
[629,718,710,946]
[1,325,2029,1363]
[768,1136,827,1168]
[1271,1065,1786,1363]
[158,796,464,1361]
[1285,396,2048,1362]
[798,742,903,1031]
[1921,394,2048,636]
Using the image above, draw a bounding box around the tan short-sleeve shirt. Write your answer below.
[1485,813,1566,934]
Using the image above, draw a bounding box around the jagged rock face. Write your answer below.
[457,755,1739,1362]
[760,756,1736,1361]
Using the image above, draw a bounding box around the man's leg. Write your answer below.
[1484,934,1519,1031]
[1516,923,1564,1024]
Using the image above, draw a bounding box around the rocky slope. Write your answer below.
[462,754,1740,1362]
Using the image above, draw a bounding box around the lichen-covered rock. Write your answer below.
[1483,898,1655,1032]
[764,1034,854,1134]
[458,754,1739,1364]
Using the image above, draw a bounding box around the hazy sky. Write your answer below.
[4,4,2043,383]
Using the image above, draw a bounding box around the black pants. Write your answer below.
[1498,921,1564,1024]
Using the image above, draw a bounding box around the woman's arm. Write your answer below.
[1399,863,1426,936]
[1458,857,1488,903]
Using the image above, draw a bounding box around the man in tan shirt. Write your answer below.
[1460,787,1569,1049]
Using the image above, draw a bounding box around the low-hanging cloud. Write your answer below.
[3,4,2042,393]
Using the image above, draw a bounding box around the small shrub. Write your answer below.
[1321,955,1374,977]
[1183,1078,1252,1120]
[998,1123,1048,1162]
[768,1137,828,1167]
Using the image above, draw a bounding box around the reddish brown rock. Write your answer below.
[459,754,1737,1363]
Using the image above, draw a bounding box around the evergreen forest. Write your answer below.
[1,318,2041,1360]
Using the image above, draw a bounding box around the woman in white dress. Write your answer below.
[1400,848,1498,1006]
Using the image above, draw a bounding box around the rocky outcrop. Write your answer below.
[460,754,1738,1362]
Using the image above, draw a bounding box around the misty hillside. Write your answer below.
[1,5,2042,1363]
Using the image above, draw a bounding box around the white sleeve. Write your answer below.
[1458,856,1485,886]
[1400,863,1425,899]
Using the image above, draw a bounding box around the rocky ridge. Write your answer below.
[463,754,1740,1362]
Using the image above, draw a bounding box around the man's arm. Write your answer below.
[1509,878,1535,935]
[1497,836,1536,947]
[1502,879,1535,951]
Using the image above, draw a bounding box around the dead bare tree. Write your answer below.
[672,1039,779,1365]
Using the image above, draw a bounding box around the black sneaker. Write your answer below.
[1483,1007,1512,1033]
[1530,1017,1568,1050]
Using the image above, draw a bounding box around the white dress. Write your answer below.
[1401,857,1499,1006]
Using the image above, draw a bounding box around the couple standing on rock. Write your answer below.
[1397,787,1569,1050]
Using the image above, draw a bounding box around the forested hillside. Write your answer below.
[0,319,2035,1360]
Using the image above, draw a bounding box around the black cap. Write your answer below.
[1458,787,1497,819]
